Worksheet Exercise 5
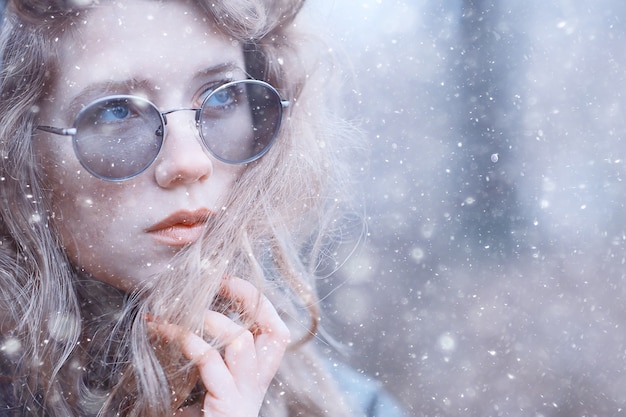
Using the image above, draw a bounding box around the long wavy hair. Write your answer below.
[0,0,361,416]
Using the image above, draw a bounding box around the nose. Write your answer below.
[153,111,213,188]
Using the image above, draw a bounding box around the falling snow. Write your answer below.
[309,0,626,415]
[0,337,21,357]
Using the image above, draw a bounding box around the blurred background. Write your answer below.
[305,0,626,415]
[1,0,622,415]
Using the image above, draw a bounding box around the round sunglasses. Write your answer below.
[37,79,289,181]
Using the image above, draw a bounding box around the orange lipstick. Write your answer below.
[145,209,212,247]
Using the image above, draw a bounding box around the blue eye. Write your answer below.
[212,90,231,104]
[205,88,236,108]
[98,102,131,121]
[200,83,247,120]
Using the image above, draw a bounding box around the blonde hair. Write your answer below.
[0,0,361,416]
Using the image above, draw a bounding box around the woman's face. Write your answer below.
[35,0,248,290]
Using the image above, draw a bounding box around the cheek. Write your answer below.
[35,133,83,189]
[51,193,106,277]
[50,182,154,289]
[35,133,124,226]
[51,183,122,255]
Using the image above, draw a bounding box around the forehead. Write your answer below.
[52,0,244,101]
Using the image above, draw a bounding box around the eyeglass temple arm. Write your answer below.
[37,126,77,136]
[281,100,290,108]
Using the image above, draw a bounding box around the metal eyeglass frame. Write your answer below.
[37,79,290,181]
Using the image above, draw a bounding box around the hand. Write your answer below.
[148,277,291,417]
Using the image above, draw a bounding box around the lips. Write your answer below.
[145,209,213,247]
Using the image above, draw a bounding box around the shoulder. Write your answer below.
[329,362,408,417]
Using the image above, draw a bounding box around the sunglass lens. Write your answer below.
[73,97,164,180]
[199,81,282,163]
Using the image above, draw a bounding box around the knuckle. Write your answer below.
[236,329,255,346]
[193,346,218,364]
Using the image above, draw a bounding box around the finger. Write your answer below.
[203,310,257,390]
[220,278,290,384]
[221,278,290,338]
[147,319,236,399]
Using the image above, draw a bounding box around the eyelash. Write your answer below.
[196,80,232,105]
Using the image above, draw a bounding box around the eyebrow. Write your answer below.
[66,61,246,116]
[192,62,246,83]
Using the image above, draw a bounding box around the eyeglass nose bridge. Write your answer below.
[156,107,202,137]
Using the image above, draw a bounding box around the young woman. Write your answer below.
[0,0,405,416]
